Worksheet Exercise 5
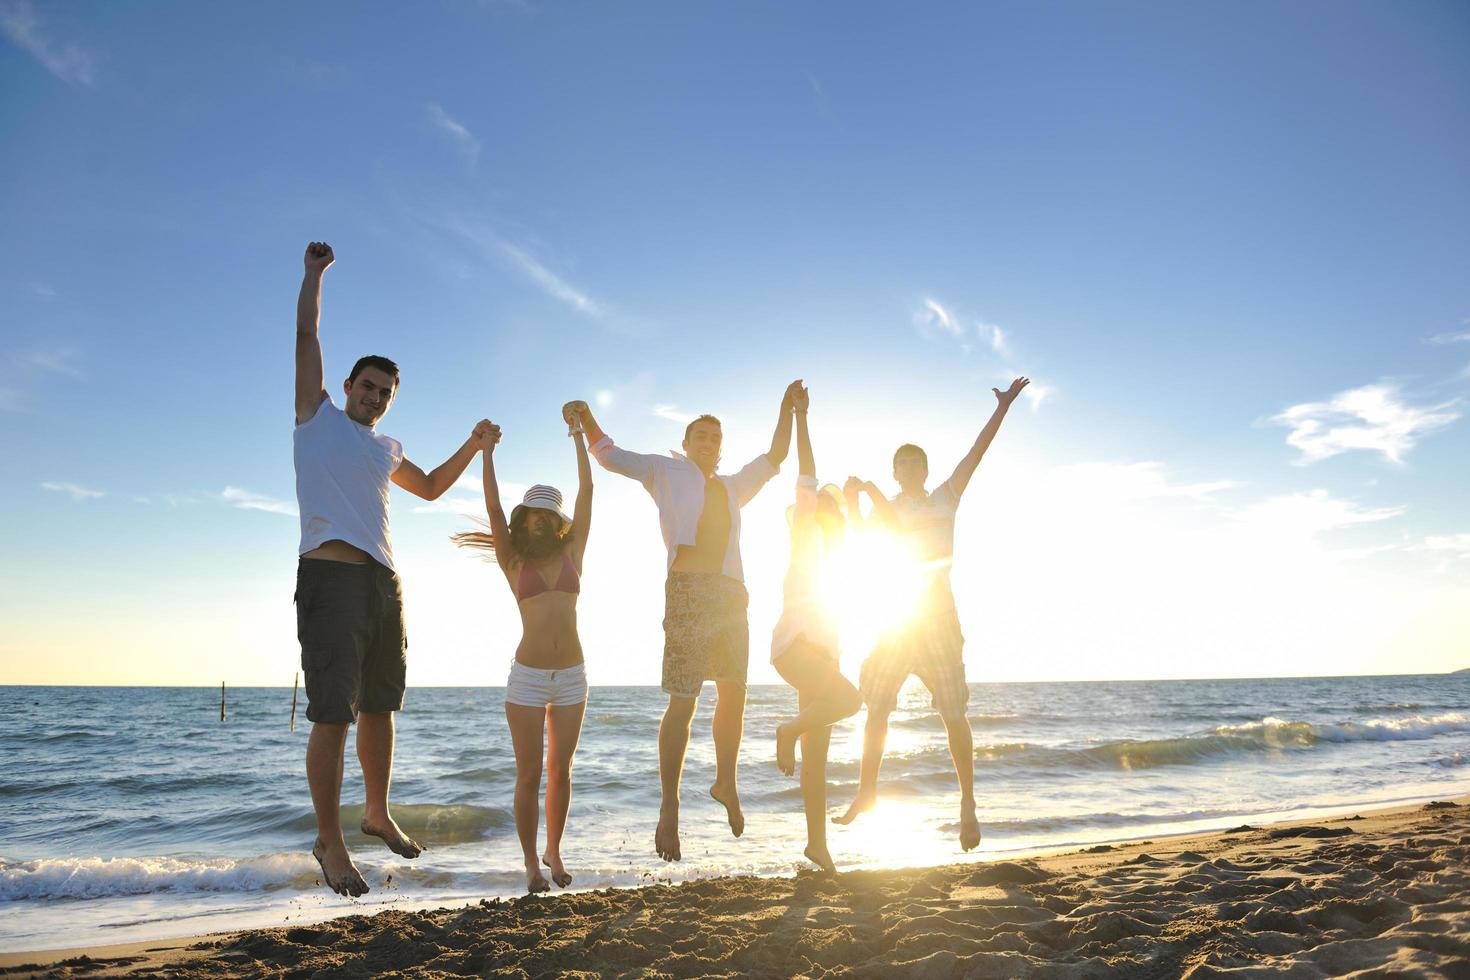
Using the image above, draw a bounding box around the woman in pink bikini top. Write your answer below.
[452,411,592,895]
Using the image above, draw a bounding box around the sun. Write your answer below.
[820,525,928,657]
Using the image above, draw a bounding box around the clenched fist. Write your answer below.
[304,241,335,274]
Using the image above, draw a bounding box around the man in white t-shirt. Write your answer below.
[834,377,1030,852]
[294,242,490,897]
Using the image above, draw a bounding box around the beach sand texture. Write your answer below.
[6,799,1467,978]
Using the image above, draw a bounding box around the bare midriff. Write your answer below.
[670,476,730,575]
[301,539,371,564]
[514,561,584,670]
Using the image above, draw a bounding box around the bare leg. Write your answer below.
[709,680,746,838]
[942,713,981,851]
[357,711,422,858]
[656,694,697,861]
[506,702,550,893]
[306,721,367,897]
[774,643,862,777]
[800,717,836,873]
[542,700,586,888]
[834,706,889,825]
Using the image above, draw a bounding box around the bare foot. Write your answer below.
[524,864,550,894]
[541,853,572,888]
[655,807,681,862]
[709,782,745,838]
[960,805,981,852]
[804,844,836,874]
[833,790,876,826]
[775,722,797,777]
[361,815,424,859]
[312,838,368,898]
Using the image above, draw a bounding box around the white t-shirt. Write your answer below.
[293,398,403,570]
[890,479,960,613]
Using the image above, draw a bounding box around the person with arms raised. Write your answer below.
[293,241,491,896]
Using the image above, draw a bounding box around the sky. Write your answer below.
[2,1,1468,687]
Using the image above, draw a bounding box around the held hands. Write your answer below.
[783,379,806,412]
[562,400,589,436]
[993,377,1030,406]
[303,241,335,275]
[843,476,863,498]
[790,381,809,414]
[471,420,502,454]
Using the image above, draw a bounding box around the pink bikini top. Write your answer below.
[514,553,581,602]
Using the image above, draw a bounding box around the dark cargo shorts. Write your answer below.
[295,558,407,724]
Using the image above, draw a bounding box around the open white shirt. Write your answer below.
[589,436,778,583]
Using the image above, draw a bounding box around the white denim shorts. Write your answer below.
[505,660,588,708]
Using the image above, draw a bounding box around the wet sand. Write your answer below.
[4,797,1467,978]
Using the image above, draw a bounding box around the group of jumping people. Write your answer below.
[292,241,1028,896]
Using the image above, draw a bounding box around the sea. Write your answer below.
[3,674,1469,953]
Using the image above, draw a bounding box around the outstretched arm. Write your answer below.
[792,383,813,479]
[295,242,334,425]
[392,419,494,501]
[845,476,896,526]
[563,399,660,486]
[477,424,512,569]
[766,379,801,468]
[945,377,1030,499]
[568,414,594,566]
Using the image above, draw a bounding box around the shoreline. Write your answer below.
[5,794,1466,977]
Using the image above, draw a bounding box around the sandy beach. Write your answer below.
[4,797,1467,979]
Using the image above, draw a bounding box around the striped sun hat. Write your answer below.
[510,484,572,525]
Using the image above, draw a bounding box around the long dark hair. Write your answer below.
[452,508,571,564]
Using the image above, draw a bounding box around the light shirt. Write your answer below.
[293,397,403,570]
[890,478,961,613]
[771,475,840,662]
[589,436,777,583]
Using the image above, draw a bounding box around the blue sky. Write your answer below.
[2,1,1468,686]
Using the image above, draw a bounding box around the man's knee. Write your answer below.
[515,767,543,791]
[664,695,698,723]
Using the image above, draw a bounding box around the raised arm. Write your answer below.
[766,379,801,468]
[478,423,513,570]
[295,242,334,425]
[792,383,813,480]
[392,419,493,501]
[567,407,594,565]
[563,399,660,486]
[844,476,897,526]
[945,377,1030,499]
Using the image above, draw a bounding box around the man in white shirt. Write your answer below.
[834,377,1030,853]
[566,383,797,861]
[295,242,490,896]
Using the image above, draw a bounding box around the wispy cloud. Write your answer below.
[652,404,695,425]
[496,240,603,317]
[426,103,481,163]
[981,320,1008,356]
[1427,329,1470,345]
[220,486,297,516]
[0,1,95,86]
[1054,461,1239,504]
[1235,489,1405,537]
[41,480,104,501]
[1270,382,1460,464]
[413,481,527,518]
[1423,533,1470,560]
[913,297,962,338]
[30,282,56,299]
[18,346,83,378]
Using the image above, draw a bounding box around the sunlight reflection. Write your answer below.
[821,526,925,657]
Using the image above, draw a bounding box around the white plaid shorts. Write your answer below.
[859,607,968,720]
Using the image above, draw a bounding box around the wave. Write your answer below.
[1216,713,1470,744]
[0,853,315,901]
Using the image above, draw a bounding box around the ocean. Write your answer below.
[3,674,1469,953]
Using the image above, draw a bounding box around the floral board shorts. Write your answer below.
[662,572,750,698]
[859,606,969,721]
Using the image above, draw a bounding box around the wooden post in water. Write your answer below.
[220,681,226,722]
[289,672,299,732]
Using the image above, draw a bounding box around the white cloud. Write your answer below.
[220,486,297,516]
[981,321,1008,355]
[1428,330,1470,344]
[41,480,104,501]
[19,346,82,378]
[30,282,56,299]
[426,103,480,162]
[652,404,695,425]
[1053,461,1238,504]
[0,1,94,85]
[913,297,962,338]
[1424,533,1470,560]
[1234,489,1405,538]
[413,480,528,517]
[496,240,603,317]
[1271,383,1460,464]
